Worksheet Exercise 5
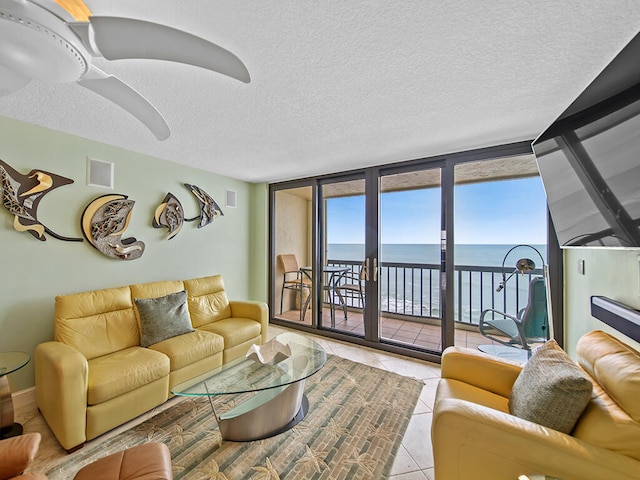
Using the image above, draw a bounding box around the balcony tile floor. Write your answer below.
[276,306,508,351]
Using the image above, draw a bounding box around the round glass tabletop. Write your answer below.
[0,352,30,376]
[172,332,326,396]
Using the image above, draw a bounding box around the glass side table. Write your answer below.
[0,351,30,438]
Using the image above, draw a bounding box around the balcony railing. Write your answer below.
[328,259,543,327]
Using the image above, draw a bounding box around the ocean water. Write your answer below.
[327,243,547,321]
[328,243,546,266]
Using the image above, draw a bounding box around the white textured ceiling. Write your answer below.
[1,1,640,183]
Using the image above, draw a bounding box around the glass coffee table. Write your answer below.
[171,332,326,441]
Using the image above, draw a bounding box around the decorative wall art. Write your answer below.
[81,194,145,260]
[0,159,82,242]
[152,192,184,240]
[184,183,224,228]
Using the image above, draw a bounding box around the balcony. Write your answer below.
[275,259,543,351]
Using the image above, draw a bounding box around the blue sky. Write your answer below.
[327,177,547,245]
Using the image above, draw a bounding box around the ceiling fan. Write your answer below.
[0,0,250,140]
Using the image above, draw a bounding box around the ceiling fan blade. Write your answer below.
[53,0,91,21]
[77,66,170,140]
[88,17,250,83]
[0,63,31,96]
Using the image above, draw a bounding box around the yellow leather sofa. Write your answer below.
[35,275,268,452]
[432,330,640,480]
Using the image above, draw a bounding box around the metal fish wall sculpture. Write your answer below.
[81,194,145,260]
[152,192,184,240]
[184,183,224,228]
[0,159,82,242]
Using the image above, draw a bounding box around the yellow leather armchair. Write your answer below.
[432,331,640,480]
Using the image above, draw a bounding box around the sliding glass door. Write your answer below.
[319,175,367,336]
[377,165,445,353]
[452,156,548,352]
[270,142,554,361]
[314,165,446,354]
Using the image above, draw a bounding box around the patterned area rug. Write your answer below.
[47,355,424,479]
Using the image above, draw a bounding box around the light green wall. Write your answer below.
[0,116,268,390]
[250,182,269,301]
[564,247,640,356]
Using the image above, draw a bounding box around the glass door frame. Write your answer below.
[269,141,563,361]
[364,167,380,343]
[374,160,448,353]
[316,171,368,334]
[269,179,317,328]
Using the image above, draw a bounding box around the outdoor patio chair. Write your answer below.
[335,261,367,320]
[478,276,549,355]
[278,254,311,321]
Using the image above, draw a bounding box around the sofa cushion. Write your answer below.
[576,329,640,422]
[572,377,640,462]
[184,275,231,327]
[134,290,194,347]
[509,339,593,434]
[55,286,138,360]
[572,330,640,461]
[197,317,261,348]
[129,279,185,300]
[87,347,170,405]
[148,330,224,371]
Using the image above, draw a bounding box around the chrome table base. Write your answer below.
[0,375,23,439]
[216,379,307,442]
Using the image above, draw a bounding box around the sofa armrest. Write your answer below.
[35,341,89,451]
[441,346,523,398]
[432,397,640,480]
[229,300,269,344]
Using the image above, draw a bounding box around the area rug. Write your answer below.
[47,355,424,479]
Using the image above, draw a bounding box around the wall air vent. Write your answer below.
[86,157,114,189]
[226,189,237,208]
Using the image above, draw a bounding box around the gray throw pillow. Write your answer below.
[509,339,593,434]
[135,290,194,347]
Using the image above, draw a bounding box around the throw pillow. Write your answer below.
[135,290,194,347]
[509,339,593,434]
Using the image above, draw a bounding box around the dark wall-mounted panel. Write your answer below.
[591,296,640,343]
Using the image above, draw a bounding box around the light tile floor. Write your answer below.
[304,326,440,480]
[13,324,442,479]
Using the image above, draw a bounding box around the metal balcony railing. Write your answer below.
[327,259,543,326]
